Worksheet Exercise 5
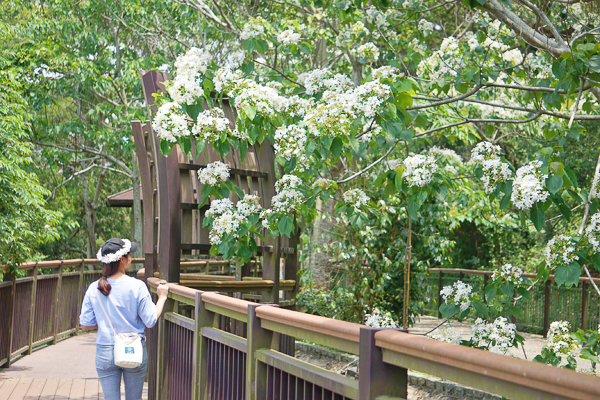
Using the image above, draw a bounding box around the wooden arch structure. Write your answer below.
[131,70,300,305]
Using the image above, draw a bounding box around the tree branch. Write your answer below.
[337,141,399,184]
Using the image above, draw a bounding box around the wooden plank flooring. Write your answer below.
[0,379,147,400]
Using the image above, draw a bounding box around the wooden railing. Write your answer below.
[425,268,600,337]
[148,278,600,400]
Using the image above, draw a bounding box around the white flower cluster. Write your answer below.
[470,142,512,194]
[205,196,262,245]
[313,178,337,191]
[585,212,600,252]
[153,102,190,143]
[198,161,230,186]
[355,43,379,62]
[417,36,464,79]
[168,47,212,105]
[277,29,301,45]
[335,21,369,48]
[502,48,524,65]
[372,66,403,82]
[440,280,473,311]
[343,189,369,208]
[240,17,266,40]
[402,154,438,187]
[191,108,232,143]
[213,68,243,93]
[387,158,403,171]
[510,161,549,210]
[545,234,579,269]
[429,327,462,345]
[261,175,304,227]
[168,74,204,105]
[173,47,212,78]
[491,263,523,285]
[297,69,353,95]
[274,125,307,161]
[364,308,398,328]
[429,146,463,165]
[544,321,581,358]
[418,19,434,36]
[589,168,600,200]
[472,317,516,355]
[234,81,286,118]
[224,50,246,70]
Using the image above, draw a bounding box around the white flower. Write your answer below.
[355,43,379,62]
[198,161,230,186]
[545,234,579,269]
[418,19,434,36]
[232,81,286,118]
[544,321,581,358]
[206,198,234,218]
[590,168,600,200]
[343,189,369,208]
[336,22,369,48]
[365,308,398,328]
[429,146,463,165]
[441,280,473,311]
[213,68,243,94]
[491,263,523,285]
[240,17,267,40]
[152,102,190,143]
[274,125,307,161]
[297,68,331,95]
[224,50,247,70]
[192,108,232,143]
[511,161,549,210]
[470,142,502,164]
[429,327,462,345]
[585,212,600,252]
[481,158,513,193]
[277,29,301,45]
[472,317,516,355]
[236,195,262,217]
[372,66,403,82]
[502,48,524,65]
[173,47,212,80]
[402,154,438,187]
[168,74,204,105]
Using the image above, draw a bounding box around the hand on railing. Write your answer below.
[155,281,169,319]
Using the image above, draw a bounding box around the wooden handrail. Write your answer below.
[429,267,600,284]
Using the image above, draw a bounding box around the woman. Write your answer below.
[79,238,169,400]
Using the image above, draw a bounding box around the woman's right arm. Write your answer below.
[155,284,169,319]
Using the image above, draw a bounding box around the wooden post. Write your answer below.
[156,296,175,400]
[193,292,212,400]
[359,327,408,400]
[52,262,63,345]
[543,280,551,338]
[483,274,489,304]
[75,260,85,335]
[437,272,443,319]
[459,271,464,282]
[27,263,39,354]
[1,272,16,368]
[582,281,589,331]
[247,304,275,400]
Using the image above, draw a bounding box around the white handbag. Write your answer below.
[95,289,144,368]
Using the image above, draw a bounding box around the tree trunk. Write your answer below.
[80,168,97,259]
[131,149,143,257]
[306,197,337,287]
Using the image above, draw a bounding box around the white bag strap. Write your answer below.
[95,285,117,337]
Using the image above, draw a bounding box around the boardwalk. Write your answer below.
[0,333,147,400]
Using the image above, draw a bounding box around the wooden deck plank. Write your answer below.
[83,380,99,400]
[97,380,102,400]
[38,379,58,400]
[0,380,20,400]
[68,379,85,400]
[23,379,46,400]
[7,379,33,400]
[0,380,5,391]
[54,379,72,400]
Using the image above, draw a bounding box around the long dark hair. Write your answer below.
[98,254,129,296]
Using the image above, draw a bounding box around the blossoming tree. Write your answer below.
[152,0,600,368]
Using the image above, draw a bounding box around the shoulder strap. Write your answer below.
[95,285,117,336]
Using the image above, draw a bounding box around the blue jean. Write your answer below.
[96,341,147,400]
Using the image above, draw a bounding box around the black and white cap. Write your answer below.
[97,238,138,264]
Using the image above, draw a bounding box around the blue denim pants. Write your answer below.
[96,340,147,400]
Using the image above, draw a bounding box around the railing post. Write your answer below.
[581,281,588,331]
[359,327,408,400]
[27,263,38,354]
[52,261,63,345]
[1,272,16,368]
[543,279,551,338]
[437,272,443,319]
[193,291,212,400]
[247,304,274,400]
[483,274,489,304]
[156,291,175,400]
[75,260,85,335]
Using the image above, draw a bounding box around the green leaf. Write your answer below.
[439,303,460,318]
[187,103,203,121]
[500,282,514,297]
[159,140,171,156]
[240,140,248,162]
[348,135,360,152]
[195,140,206,158]
[330,137,343,159]
[588,54,600,73]
[581,348,600,364]
[546,175,563,194]
[407,197,419,220]
[243,106,256,121]
[278,216,294,237]
[529,203,545,232]
[508,307,522,319]
[238,245,253,260]
[555,262,581,288]
[515,287,530,300]
[401,129,414,142]
[473,300,489,317]
[177,136,191,156]
[485,284,497,303]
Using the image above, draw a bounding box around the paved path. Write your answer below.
[411,315,597,373]
[0,333,147,399]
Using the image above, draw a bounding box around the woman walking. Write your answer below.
[79,238,169,400]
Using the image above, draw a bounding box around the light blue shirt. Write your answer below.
[79,276,158,346]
